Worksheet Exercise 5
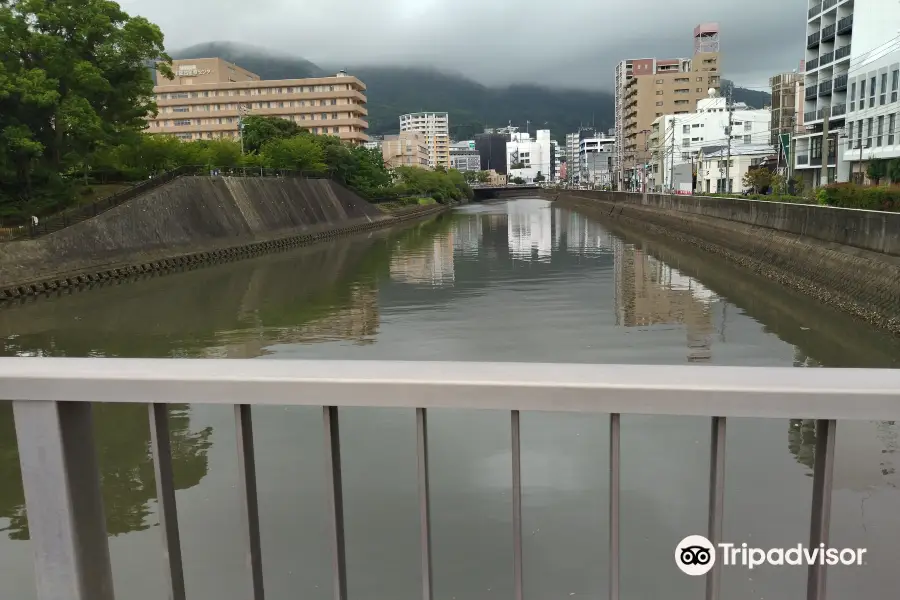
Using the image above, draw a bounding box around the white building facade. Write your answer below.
[579,136,615,187]
[697,146,774,194]
[796,0,900,187]
[399,112,451,169]
[648,96,771,192]
[507,130,552,183]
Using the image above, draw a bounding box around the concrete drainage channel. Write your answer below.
[0,204,447,305]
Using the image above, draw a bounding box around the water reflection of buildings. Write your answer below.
[389,233,455,287]
[204,284,381,357]
[507,200,552,259]
[614,240,717,362]
[555,209,612,253]
[453,215,482,254]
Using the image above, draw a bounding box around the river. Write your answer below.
[1,198,899,600]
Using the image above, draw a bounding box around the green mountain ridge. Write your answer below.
[173,42,770,141]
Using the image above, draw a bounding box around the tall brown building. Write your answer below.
[150,58,369,145]
[614,24,722,190]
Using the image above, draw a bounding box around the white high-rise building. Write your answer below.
[506,130,552,183]
[400,112,451,169]
[796,0,900,187]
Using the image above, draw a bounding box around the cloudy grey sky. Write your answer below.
[120,0,805,90]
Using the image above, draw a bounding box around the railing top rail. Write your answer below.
[2,358,900,420]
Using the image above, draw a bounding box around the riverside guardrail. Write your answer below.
[3,166,313,241]
[4,358,900,600]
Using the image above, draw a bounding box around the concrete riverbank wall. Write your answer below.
[552,191,900,334]
[0,176,446,299]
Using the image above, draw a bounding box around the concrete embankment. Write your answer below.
[552,191,900,334]
[0,176,446,299]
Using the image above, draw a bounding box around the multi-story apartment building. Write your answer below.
[382,131,430,169]
[794,0,900,186]
[796,0,900,187]
[150,58,369,145]
[647,95,771,192]
[770,71,804,149]
[507,130,553,183]
[450,141,482,171]
[578,135,616,187]
[399,112,451,169]
[614,23,722,191]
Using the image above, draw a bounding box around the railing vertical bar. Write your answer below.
[706,417,727,600]
[807,419,836,600]
[416,408,434,600]
[12,401,115,600]
[609,413,621,600]
[511,410,524,600]
[323,406,348,600]
[234,404,265,600]
[149,403,187,600]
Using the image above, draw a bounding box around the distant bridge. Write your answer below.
[470,184,542,201]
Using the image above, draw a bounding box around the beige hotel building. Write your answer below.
[149,58,369,145]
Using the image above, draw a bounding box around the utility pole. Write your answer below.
[725,88,733,193]
[669,119,676,194]
[820,103,831,185]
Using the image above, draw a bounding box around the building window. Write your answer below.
[893,70,899,102]
[173,119,191,126]
[877,115,884,146]
[696,76,703,81]
[744,135,752,143]
[655,90,663,95]
[856,119,863,148]
[656,79,663,84]
[889,114,896,145]
[870,76,876,105]
[850,82,856,111]
[866,118,873,147]
[744,121,752,131]
[331,99,337,105]
[173,106,189,113]
[682,138,690,147]
[860,80,866,109]
[881,73,888,105]
[332,127,340,133]
[848,121,854,142]
[683,124,690,134]
[655,101,663,106]
[681,152,691,160]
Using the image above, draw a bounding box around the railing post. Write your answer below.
[706,417,726,600]
[807,419,836,600]
[12,401,115,600]
[234,404,265,600]
[511,410,524,600]
[323,406,348,600]
[609,413,621,600]
[149,404,187,600]
[416,408,434,600]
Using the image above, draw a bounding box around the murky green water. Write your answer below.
[1,198,898,600]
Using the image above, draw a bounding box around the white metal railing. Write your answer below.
[4,358,900,600]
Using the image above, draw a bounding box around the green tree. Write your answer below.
[240,115,301,154]
[260,135,326,173]
[510,176,526,184]
[534,171,546,183]
[742,167,772,194]
[889,158,900,184]
[867,159,888,185]
[0,0,171,217]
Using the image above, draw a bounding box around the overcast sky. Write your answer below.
[121,0,805,91]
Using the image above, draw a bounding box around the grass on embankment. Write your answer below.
[376,197,438,213]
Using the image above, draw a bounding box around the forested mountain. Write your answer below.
[174,43,770,140]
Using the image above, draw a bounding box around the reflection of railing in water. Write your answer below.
[5,358,900,600]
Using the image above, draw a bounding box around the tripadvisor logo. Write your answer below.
[675,535,867,575]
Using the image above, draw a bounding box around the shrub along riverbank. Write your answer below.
[703,183,900,212]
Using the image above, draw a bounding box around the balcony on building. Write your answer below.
[831,103,846,117]
[806,56,819,71]
[820,51,834,67]
[837,14,853,35]
[808,2,821,19]
[833,74,848,92]
[819,80,833,96]
[835,44,851,61]
[804,110,818,122]
[807,31,820,48]
[805,86,818,100]
[797,154,810,165]
[822,0,838,11]
[821,23,836,42]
